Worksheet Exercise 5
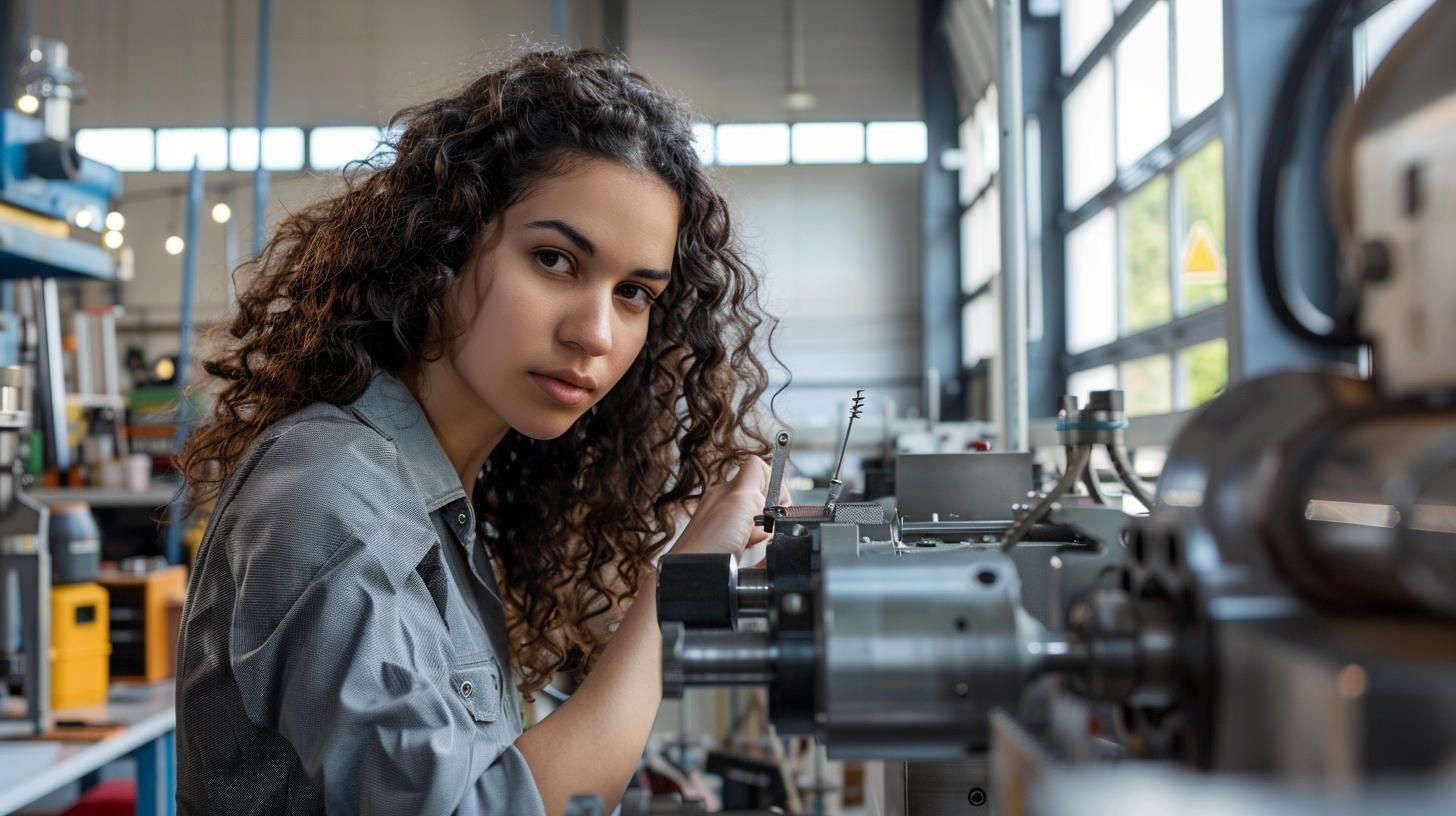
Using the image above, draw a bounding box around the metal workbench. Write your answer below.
[0,680,175,815]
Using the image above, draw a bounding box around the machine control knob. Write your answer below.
[657,553,738,629]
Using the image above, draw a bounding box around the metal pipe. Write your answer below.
[164,162,204,565]
[552,0,567,41]
[2,0,18,106]
[1080,445,1110,504]
[1029,634,1088,673]
[678,630,779,686]
[1003,444,1091,550]
[787,0,807,91]
[252,0,271,256]
[33,277,67,470]
[997,0,1029,452]
[1108,441,1155,510]
[736,568,772,616]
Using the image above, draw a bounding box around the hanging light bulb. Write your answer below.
[103,230,124,249]
[16,94,39,115]
[211,202,232,224]
[165,235,185,255]
[105,211,126,231]
[74,209,95,229]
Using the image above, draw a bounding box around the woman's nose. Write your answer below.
[558,290,613,357]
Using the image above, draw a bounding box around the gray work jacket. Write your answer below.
[176,372,546,815]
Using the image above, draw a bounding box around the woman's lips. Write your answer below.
[530,373,590,407]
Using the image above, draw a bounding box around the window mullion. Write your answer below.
[1168,0,1181,127]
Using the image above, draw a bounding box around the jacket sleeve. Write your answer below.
[222,419,546,815]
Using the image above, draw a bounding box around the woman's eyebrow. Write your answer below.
[527,218,671,281]
[525,219,595,256]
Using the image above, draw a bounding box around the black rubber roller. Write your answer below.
[657,553,738,629]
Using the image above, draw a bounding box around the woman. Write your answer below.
[175,47,777,815]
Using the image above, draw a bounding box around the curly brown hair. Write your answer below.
[179,47,777,695]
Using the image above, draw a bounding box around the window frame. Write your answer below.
[1054,0,1230,419]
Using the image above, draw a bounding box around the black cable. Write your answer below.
[1255,0,1366,348]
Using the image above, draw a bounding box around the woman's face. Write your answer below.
[446,158,680,440]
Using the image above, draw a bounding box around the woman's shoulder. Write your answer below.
[209,400,438,586]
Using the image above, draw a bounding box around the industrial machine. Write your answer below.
[638,2,1456,813]
[0,16,124,736]
[0,364,49,734]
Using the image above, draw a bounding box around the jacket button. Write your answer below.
[461,680,474,699]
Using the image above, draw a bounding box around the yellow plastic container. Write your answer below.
[50,582,112,710]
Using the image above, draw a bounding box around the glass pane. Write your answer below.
[1063,58,1114,210]
[960,205,979,292]
[866,122,927,164]
[985,183,1001,287]
[959,113,980,205]
[1122,175,1171,333]
[156,127,229,172]
[1177,139,1226,312]
[1175,0,1224,119]
[691,123,715,164]
[791,122,865,164]
[1062,0,1113,74]
[1121,354,1173,416]
[979,87,1000,178]
[962,293,998,367]
[309,127,384,170]
[75,128,154,172]
[961,188,1001,294]
[1067,364,1118,404]
[1066,209,1117,353]
[229,127,306,172]
[1179,338,1228,408]
[1116,1,1170,168]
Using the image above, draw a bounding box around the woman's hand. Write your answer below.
[671,457,774,558]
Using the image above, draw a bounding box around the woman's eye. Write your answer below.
[617,283,657,309]
[533,249,572,274]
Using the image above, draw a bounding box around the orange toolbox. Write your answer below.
[98,564,187,682]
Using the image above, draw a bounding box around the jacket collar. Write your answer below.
[347,371,469,513]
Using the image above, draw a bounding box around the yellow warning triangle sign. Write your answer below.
[1180,222,1224,284]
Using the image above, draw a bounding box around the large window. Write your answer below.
[75,121,928,174]
[958,86,1000,388]
[1059,0,1229,417]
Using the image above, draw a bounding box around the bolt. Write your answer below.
[1360,240,1393,283]
[782,592,805,615]
[968,787,987,807]
[955,682,969,697]
[1405,163,1424,217]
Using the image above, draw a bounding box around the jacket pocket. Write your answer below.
[449,658,502,724]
